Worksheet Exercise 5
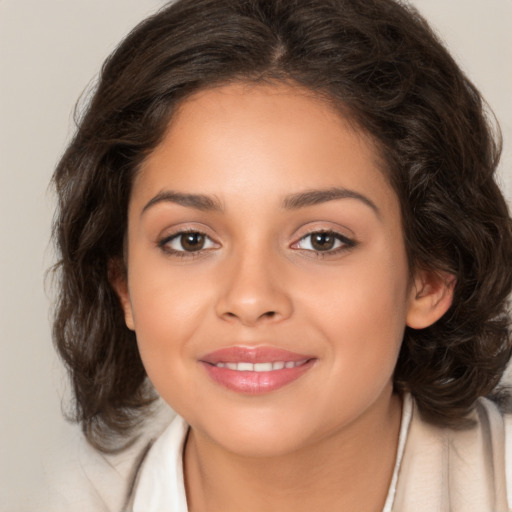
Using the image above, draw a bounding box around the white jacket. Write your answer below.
[37,394,512,511]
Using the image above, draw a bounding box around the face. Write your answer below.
[117,82,424,457]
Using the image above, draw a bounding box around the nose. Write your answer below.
[214,249,293,327]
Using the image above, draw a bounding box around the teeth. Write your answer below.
[254,362,272,372]
[213,360,307,371]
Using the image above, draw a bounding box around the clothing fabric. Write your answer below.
[39,395,512,512]
[128,394,413,512]
[394,397,512,511]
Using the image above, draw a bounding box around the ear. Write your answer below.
[406,269,455,329]
[108,258,135,331]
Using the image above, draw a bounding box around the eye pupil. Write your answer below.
[181,233,205,251]
[311,232,335,251]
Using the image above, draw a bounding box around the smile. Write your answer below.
[212,360,308,371]
[200,346,315,394]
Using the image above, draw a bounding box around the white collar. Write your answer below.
[132,415,189,511]
[132,394,413,512]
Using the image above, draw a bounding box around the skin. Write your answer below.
[114,82,453,512]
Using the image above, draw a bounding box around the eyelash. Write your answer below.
[157,229,356,259]
[157,229,218,259]
[291,230,356,258]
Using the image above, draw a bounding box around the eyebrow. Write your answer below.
[141,191,223,215]
[141,186,380,217]
[283,187,380,216]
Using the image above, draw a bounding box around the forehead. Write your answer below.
[133,82,398,216]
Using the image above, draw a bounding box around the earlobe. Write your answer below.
[108,259,135,331]
[406,269,455,329]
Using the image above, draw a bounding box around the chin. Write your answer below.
[191,408,324,458]
[217,430,311,459]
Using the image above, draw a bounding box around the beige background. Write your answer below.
[0,0,511,509]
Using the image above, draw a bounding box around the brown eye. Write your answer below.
[294,230,355,253]
[310,232,336,251]
[160,231,217,254]
[180,232,205,251]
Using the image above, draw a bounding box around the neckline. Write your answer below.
[132,392,413,512]
[382,392,413,512]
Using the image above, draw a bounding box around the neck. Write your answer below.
[184,391,403,512]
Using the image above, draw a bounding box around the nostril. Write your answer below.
[223,310,277,323]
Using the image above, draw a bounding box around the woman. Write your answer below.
[49,0,512,510]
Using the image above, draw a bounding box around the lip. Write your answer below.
[200,346,313,364]
[199,346,316,394]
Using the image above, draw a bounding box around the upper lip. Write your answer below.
[200,346,314,364]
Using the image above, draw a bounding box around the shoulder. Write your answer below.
[128,414,190,511]
[394,395,512,511]
[34,402,175,512]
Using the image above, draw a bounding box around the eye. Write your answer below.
[159,231,218,254]
[293,230,355,253]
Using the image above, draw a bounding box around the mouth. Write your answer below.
[199,346,316,394]
[210,360,308,371]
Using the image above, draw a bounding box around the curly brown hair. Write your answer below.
[52,0,512,451]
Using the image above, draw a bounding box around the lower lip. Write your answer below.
[200,360,315,394]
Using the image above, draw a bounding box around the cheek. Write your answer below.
[126,261,213,392]
[298,245,409,370]
[128,241,213,329]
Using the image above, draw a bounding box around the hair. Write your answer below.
[52,0,512,451]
